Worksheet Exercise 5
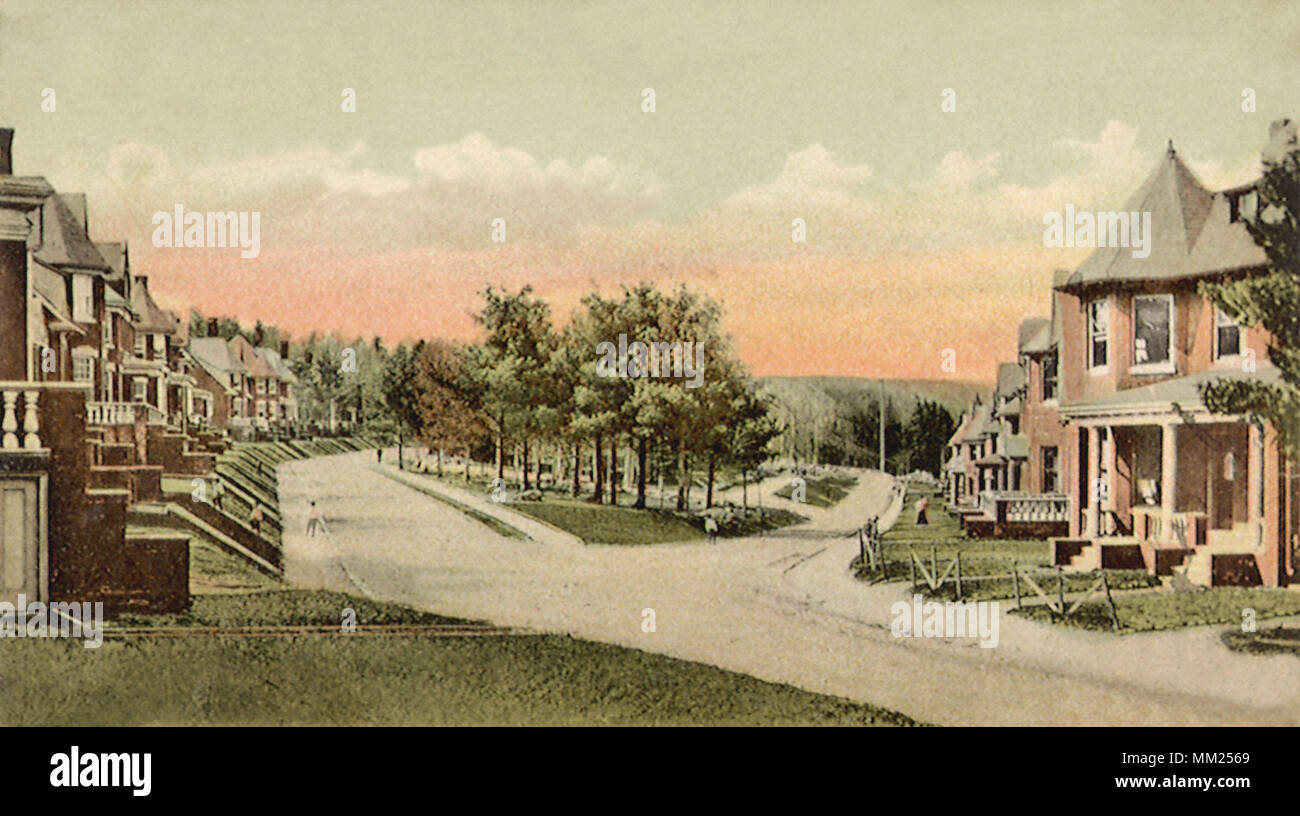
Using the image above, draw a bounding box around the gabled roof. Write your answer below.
[1017,317,1051,354]
[995,362,1026,399]
[31,193,110,272]
[226,334,276,379]
[190,337,249,392]
[95,241,128,281]
[130,277,175,334]
[257,347,299,384]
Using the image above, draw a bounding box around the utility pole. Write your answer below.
[878,378,886,474]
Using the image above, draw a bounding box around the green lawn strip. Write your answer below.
[508,498,706,545]
[773,473,858,508]
[506,496,805,545]
[1222,624,1300,657]
[108,588,472,629]
[0,621,921,726]
[401,468,803,544]
[369,467,530,540]
[1012,587,1300,633]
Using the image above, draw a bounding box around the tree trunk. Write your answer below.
[676,441,688,511]
[437,447,444,477]
[522,440,531,490]
[609,434,619,506]
[706,455,715,509]
[593,433,604,503]
[742,469,748,511]
[495,421,505,479]
[634,437,648,509]
[572,440,581,497]
[465,449,471,482]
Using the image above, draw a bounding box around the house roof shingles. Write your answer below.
[1062,146,1265,291]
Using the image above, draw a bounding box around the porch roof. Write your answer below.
[1061,367,1282,419]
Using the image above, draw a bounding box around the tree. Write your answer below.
[1201,120,1300,460]
[903,399,957,477]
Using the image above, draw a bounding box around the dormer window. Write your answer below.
[1042,353,1058,400]
[1132,294,1174,373]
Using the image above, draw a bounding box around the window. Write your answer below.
[134,333,147,358]
[153,334,166,356]
[132,378,148,402]
[1042,446,1060,493]
[1215,307,1241,359]
[1042,353,1058,400]
[1231,189,1259,224]
[102,319,112,348]
[256,378,266,395]
[73,355,94,383]
[1132,294,1173,370]
[72,274,94,323]
[1087,299,1108,370]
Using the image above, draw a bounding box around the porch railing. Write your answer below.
[979,491,1071,522]
[0,386,42,450]
[86,401,167,427]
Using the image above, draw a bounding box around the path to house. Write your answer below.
[279,451,1300,726]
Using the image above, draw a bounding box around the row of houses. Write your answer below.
[0,127,299,612]
[945,123,1299,589]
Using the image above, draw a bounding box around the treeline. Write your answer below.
[377,282,780,510]
[763,378,957,476]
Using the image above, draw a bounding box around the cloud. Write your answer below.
[69,133,663,255]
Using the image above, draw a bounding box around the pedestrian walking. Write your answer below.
[306,501,324,537]
[704,515,719,545]
[250,502,265,536]
[211,478,224,512]
[377,447,383,464]
[916,496,930,526]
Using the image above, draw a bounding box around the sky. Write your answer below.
[2,0,1298,381]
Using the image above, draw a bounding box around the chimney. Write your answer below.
[0,128,13,175]
[207,317,218,336]
[280,340,289,358]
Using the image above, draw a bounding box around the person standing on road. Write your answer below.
[916,496,929,526]
[306,501,324,537]
[704,515,719,545]
[377,447,383,464]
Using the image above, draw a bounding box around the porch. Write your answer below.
[1060,411,1268,586]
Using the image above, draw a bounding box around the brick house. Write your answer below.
[1048,140,1297,587]
[0,127,190,612]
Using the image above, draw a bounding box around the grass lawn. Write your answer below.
[0,589,919,726]
[1013,587,1300,633]
[110,589,471,628]
[508,497,706,545]
[404,467,803,545]
[851,488,1160,600]
[1222,624,1300,657]
[854,488,1055,581]
[774,473,857,508]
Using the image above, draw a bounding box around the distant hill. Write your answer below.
[758,376,991,417]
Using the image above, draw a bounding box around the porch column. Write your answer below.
[1086,425,1101,537]
[1248,421,1265,547]
[1161,421,1178,542]
[1105,426,1118,534]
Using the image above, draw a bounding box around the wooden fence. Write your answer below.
[901,547,1121,630]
